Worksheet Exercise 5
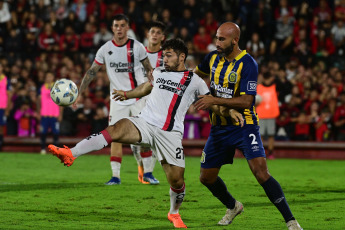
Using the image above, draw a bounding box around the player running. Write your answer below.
[48,38,244,229]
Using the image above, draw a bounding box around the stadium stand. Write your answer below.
[1,0,345,157]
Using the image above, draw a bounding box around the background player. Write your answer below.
[194,22,303,230]
[48,38,243,228]
[0,63,12,151]
[74,14,158,185]
[37,72,62,154]
[134,21,166,183]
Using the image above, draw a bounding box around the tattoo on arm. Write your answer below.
[79,62,102,94]
[141,57,153,73]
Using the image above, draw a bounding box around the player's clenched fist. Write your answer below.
[112,89,127,101]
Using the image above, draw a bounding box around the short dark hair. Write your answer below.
[149,21,166,33]
[162,38,188,61]
[112,14,129,24]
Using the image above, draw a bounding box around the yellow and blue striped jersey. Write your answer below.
[196,50,259,126]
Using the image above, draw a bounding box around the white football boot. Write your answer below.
[218,200,244,225]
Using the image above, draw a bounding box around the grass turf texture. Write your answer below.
[0,153,344,230]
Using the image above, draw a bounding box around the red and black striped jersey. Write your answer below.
[94,38,147,105]
[139,67,209,133]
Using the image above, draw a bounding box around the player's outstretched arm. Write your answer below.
[112,81,153,101]
[73,62,102,107]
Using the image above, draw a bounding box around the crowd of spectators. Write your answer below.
[1,0,345,141]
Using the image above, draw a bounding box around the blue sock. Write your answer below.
[205,176,236,209]
[40,134,46,150]
[261,176,295,222]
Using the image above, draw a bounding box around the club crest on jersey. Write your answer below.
[127,48,134,56]
[228,71,237,83]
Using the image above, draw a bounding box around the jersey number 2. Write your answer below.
[249,134,258,145]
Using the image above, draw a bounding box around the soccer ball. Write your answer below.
[50,79,78,106]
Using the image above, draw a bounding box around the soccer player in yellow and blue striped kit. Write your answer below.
[194,22,303,230]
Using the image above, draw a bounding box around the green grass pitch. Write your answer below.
[0,153,344,229]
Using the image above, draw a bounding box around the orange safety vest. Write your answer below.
[256,84,280,119]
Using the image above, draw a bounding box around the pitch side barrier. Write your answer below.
[2,136,345,160]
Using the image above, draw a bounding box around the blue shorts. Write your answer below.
[40,117,59,135]
[201,125,265,168]
[0,109,6,126]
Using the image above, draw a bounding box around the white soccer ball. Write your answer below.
[50,79,78,106]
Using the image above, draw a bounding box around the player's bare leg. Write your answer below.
[48,118,142,167]
[106,142,123,185]
[248,157,302,229]
[162,161,187,228]
[200,167,243,225]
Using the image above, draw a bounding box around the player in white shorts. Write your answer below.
[72,14,159,185]
[48,38,243,228]
[134,21,166,183]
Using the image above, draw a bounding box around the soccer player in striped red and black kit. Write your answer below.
[72,14,159,185]
[145,21,165,69]
[136,21,166,181]
[48,38,243,228]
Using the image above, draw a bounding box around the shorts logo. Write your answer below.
[200,150,206,163]
[228,71,237,83]
[247,81,257,91]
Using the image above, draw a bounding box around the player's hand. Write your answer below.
[147,69,154,82]
[112,89,127,101]
[194,95,215,110]
[229,109,244,127]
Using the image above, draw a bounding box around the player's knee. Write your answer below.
[254,170,270,184]
[199,175,215,186]
[170,177,184,189]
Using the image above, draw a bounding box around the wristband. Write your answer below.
[123,91,128,100]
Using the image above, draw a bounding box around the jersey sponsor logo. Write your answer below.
[247,81,257,91]
[156,78,187,91]
[159,84,183,95]
[110,62,134,73]
[228,71,237,83]
[210,81,233,98]
[108,51,113,55]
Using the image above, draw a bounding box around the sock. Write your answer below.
[131,144,142,166]
[40,134,47,150]
[71,130,112,158]
[205,176,236,209]
[110,156,122,178]
[149,153,157,172]
[0,134,3,149]
[140,150,152,173]
[169,183,185,214]
[53,134,59,146]
[261,176,294,222]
